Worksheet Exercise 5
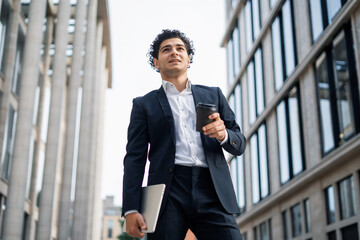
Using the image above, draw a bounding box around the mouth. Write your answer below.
[169,59,181,63]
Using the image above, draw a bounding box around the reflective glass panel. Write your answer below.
[251,134,260,203]
[338,176,357,219]
[233,26,241,75]
[316,52,335,153]
[227,38,234,85]
[277,101,290,183]
[252,0,261,38]
[248,61,256,124]
[291,203,302,237]
[341,224,359,240]
[255,48,265,115]
[283,211,289,240]
[36,150,45,206]
[282,0,296,77]
[309,0,324,41]
[235,84,243,130]
[258,124,269,198]
[332,31,355,141]
[304,198,311,233]
[230,158,238,198]
[326,0,341,24]
[325,186,336,224]
[260,222,268,240]
[288,88,303,176]
[245,1,253,52]
[237,155,245,210]
[1,106,17,179]
[272,17,284,91]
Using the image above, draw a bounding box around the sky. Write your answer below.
[101,0,228,205]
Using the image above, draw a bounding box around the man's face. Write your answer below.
[153,38,191,77]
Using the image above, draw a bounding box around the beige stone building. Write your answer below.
[0,0,111,239]
[223,0,360,239]
[102,196,123,240]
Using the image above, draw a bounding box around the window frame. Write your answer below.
[314,22,360,156]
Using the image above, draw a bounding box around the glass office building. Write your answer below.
[223,0,360,239]
[0,0,112,239]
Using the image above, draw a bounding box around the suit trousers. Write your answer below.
[148,165,242,240]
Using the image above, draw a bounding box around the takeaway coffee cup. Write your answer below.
[196,103,216,133]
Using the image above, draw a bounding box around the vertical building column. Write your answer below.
[85,18,103,240]
[93,45,108,240]
[37,0,71,239]
[1,0,47,239]
[0,0,20,178]
[57,1,87,239]
[71,0,97,238]
[25,15,54,240]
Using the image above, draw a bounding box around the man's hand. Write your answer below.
[125,212,147,238]
[202,112,226,142]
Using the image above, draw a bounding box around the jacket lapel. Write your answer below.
[191,84,203,107]
[156,87,176,145]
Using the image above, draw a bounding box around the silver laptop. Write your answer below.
[124,184,166,233]
[140,184,166,233]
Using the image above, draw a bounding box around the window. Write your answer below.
[282,210,289,240]
[338,176,357,220]
[291,203,302,237]
[245,0,261,52]
[247,48,265,125]
[315,24,360,155]
[41,87,51,142]
[230,155,245,213]
[253,220,272,240]
[304,198,311,233]
[234,83,243,130]
[1,106,18,180]
[277,86,304,184]
[36,150,45,207]
[271,0,297,91]
[327,231,336,240]
[325,185,336,224]
[227,24,241,86]
[0,0,10,72]
[259,221,268,240]
[107,219,114,238]
[251,124,269,204]
[309,0,349,42]
[12,28,25,96]
[341,223,359,240]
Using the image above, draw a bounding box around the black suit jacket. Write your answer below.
[122,84,246,216]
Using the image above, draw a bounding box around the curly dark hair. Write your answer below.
[148,29,195,72]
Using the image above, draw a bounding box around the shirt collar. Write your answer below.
[162,79,192,94]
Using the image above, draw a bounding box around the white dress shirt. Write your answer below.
[162,79,208,167]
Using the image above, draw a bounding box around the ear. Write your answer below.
[187,55,191,67]
[153,58,160,70]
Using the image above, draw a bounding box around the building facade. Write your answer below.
[0,0,111,239]
[102,196,123,240]
[223,0,360,239]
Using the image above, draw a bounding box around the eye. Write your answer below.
[162,48,169,52]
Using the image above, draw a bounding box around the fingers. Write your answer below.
[125,212,147,238]
[202,113,226,141]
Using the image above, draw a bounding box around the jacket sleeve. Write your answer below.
[217,87,246,156]
[122,97,149,216]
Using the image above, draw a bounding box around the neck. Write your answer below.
[161,72,188,92]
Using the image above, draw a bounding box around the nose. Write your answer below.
[170,47,179,56]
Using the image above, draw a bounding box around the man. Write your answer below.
[122,29,246,240]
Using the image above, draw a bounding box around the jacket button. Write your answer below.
[169,168,173,174]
